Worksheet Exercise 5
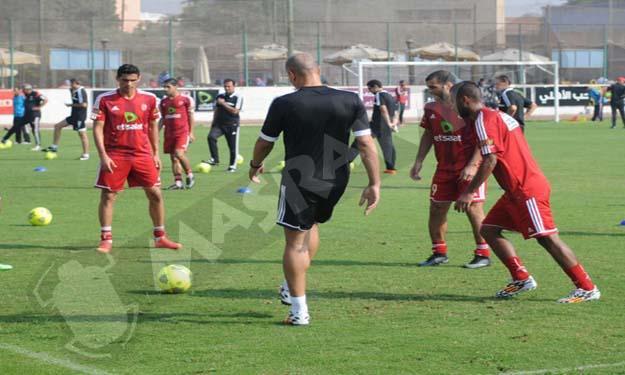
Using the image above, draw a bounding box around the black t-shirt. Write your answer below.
[260,86,371,188]
[608,83,625,104]
[371,91,396,130]
[213,92,243,126]
[24,91,46,117]
[499,88,533,125]
[70,86,88,118]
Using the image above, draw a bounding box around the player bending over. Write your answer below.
[452,81,600,303]
[159,78,196,189]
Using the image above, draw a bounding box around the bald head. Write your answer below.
[286,53,318,76]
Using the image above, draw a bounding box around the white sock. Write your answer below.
[282,280,289,291]
[187,172,194,178]
[51,144,58,149]
[175,180,183,187]
[290,295,307,315]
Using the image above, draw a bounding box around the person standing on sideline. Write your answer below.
[606,77,625,129]
[159,78,196,190]
[587,82,603,122]
[204,79,243,172]
[1,87,27,145]
[22,84,47,150]
[249,53,380,325]
[453,81,600,303]
[495,75,537,132]
[395,80,408,125]
[92,64,182,254]
[42,79,90,160]
[410,70,491,269]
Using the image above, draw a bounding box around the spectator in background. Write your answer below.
[495,75,537,132]
[254,77,266,87]
[1,87,27,145]
[395,80,408,125]
[606,77,625,129]
[22,84,47,151]
[148,79,159,88]
[479,78,499,109]
[587,80,604,122]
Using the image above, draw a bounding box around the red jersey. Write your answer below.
[420,101,477,173]
[474,108,550,198]
[395,86,408,105]
[159,94,194,138]
[92,90,160,158]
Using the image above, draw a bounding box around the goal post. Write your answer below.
[354,60,561,123]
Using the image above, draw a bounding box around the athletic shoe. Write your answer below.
[418,253,449,267]
[154,236,182,250]
[166,183,184,190]
[227,167,237,173]
[0,263,13,271]
[79,154,89,161]
[186,175,195,189]
[42,146,57,152]
[463,255,491,269]
[384,169,398,175]
[202,158,218,166]
[279,282,292,306]
[283,311,310,326]
[557,287,601,303]
[97,239,113,254]
[22,141,31,145]
[31,145,41,151]
[495,276,537,299]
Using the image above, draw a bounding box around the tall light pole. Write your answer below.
[287,0,294,57]
[101,39,109,88]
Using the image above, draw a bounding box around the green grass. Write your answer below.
[1,121,625,374]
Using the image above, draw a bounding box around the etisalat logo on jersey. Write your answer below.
[197,91,213,104]
[116,111,143,130]
[440,119,454,133]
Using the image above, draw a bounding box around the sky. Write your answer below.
[140,0,570,17]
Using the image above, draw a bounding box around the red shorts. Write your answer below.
[430,171,486,203]
[482,193,558,239]
[164,134,190,154]
[95,155,161,192]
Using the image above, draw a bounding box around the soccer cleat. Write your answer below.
[22,141,31,145]
[154,236,183,250]
[383,169,398,175]
[557,287,601,304]
[166,183,184,190]
[418,253,449,267]
[495,276,537,299]
[0,263,13,271]
[42,146,57,152]
[227,167,237,173]
[79,154,90,161]
[186,175,195,189]
[31,145,41,151]
[283,311,310,326]
[279,282,292,306]
[97,239,113,254]
[463,255,491,269]
[202,158,218,166]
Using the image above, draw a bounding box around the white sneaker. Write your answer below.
[557,287,601,303]
[31,145,41,151]
[283,310,310,326]
[495,276,538,299]
[79,154,90,161]
[279,281,292,306]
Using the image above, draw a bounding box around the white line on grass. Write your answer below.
[501,361,625,375]
[0,343,112,375]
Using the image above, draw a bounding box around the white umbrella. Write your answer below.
[193,46,211,85]
[235,43,302,61]
[0,67,18,78]
[0,48,41,65]
[323,44,393,65]
[481,49,550,62]
[409,42,480,62]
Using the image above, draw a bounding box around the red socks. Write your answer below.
[432,241,447,255]
[153,226,166,240]
[564,263,595,291]
[475,242,490,257]
[101,226,112,241]
[503,256,530,281]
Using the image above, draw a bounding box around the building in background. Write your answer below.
[116,0,141,33]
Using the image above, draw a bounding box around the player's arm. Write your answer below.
[219,96,242,115]
[187,97,196,142]
[73,89,88,108]
[459,146,482,182]
[250,98,282,183]
[455,153,496,213]
[148,104,161,168]
[507,104,518,117]
[380,104,394,128]
[249,139,274,183]
[40,95,48,108]
[524,99,538,119]
[93,120,116,173]
[410,128,433,181]
[356,134,381,215]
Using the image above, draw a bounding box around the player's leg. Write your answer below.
[174,148,194,188]
[77,128,90,160]
[224,125,238,171]
[536,234,599,303]
[167,153,184,189]
[31,116,41,150]
[377,131,397,173]
[419,200,451,266]
[15,117,23,143]
[618,102,625,128]
[143,186,182,250]
[282,227,312,325]
[464,199,492,269]
[280,223,319,306]
[1,117,21,143]
[43,119,68,152]
[205,125,223,165]
[97,190,117,253]
[611,103,617,128]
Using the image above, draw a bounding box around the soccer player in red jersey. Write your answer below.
[92,64,182,253]
[410,71,491,269]
[159,78,196,190]
[452,81,600,303]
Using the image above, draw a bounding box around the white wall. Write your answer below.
[0,86,598,127]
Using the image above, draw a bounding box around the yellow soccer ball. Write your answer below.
[195,162,212,174]
[236,154,244,165]
[44,151,58,160]
[29,207,53,226]
[157,264,192,294]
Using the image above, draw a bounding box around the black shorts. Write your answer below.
[276,181,347,231]
[65,115,87,131]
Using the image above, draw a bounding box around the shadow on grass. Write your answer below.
[348,185,430,191]
[137,258,415,268]
[559,231,625,237]
[0,243,144,251]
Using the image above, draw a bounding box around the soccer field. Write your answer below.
[1,121,624,374]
